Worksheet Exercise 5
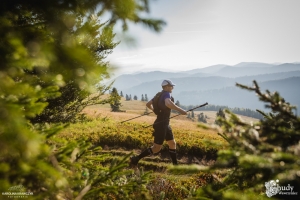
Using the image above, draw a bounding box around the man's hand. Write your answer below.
[179,110,187,115]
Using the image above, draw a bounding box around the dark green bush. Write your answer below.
[0,0,165,199]
[191,81,300,200]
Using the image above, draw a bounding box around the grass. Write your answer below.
[57,117,226,159]
[56,98,234,160]
[51,98,240,199]
[46,97,269,199]
[79,99,256,161]
[87,97,259,125]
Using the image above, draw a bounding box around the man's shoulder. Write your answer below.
[161,91,171,99]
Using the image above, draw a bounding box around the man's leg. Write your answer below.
[130,122,165,167]
[167,139,178,165]
[130,143,162,166]
[166,125,178,165]
[136,143,162,160]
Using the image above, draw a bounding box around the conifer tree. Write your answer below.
[198,113,207,123]
[188,81,300,199]
[133,95,138,100]
[141,94,145,101]
[215,108,226,125]
[110,88,122,112]
[191,110,195,118]
[120,91,124,97]
[145,94,148,101]
[0,0,165,198]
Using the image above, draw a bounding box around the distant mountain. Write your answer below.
[111,71,191,90]
[122,76,235,99]
[121,70,300,99]
[211,63,300,78]
[183,64,229,74]
[234,70,300,84]
[111,62,300,112]
[178,77,300,114]
[233,62,274,68]
[112,63,300,91]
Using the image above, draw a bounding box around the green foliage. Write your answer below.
[198,113,207,123]
[147,172,220,200]
[46,133,152,199]
[141,94,145,101]
[141,94,148,101]
[192,81,300,199]
[215,108,226,126]
[110,87,123,112]
[126,94,132,101]
[0,0,165,199]
[57,118,226,159]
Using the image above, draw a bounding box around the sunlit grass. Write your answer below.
[57,114,227,158]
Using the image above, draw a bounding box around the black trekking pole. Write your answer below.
[144,102,208,128]
[120,111,153,123]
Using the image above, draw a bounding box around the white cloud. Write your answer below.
[107,0,300,74]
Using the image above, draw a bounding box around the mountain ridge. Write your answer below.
[111,63,300,91]
[109,62,300,113]
[178,77,300,114]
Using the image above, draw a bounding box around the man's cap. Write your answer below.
[161,79,176,86]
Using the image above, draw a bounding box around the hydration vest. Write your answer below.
[152,91,174,115]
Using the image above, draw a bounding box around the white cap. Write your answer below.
[161,79,176,86]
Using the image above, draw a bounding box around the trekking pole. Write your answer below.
[120,111,153,123]
[144,102,208,128]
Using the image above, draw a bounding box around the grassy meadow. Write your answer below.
[49,97,263,199]
[59,97,228,163]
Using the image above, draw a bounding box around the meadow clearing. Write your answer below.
[52,97,263,199]
[60,97,261,166]
[60,99,226,165]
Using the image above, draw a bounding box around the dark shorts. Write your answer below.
[153,123,174,145]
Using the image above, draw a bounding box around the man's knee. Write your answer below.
[167,140,176,149]
[151,144,162,153]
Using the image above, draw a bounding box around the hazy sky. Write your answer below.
[107,0,300,74]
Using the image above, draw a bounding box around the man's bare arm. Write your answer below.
[146,100,154,111]
[165,98,187,115]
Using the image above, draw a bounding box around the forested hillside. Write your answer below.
[179,77,300,114]
[112,63,300,115]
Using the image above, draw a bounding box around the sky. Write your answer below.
[106,0,300,75]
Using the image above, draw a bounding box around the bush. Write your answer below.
[0,0,165,199]
[190,81,300,200]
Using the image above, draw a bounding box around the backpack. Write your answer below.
[152,92,163,115]
[152,91,174,115]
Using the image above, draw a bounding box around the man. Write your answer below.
[129,79,187,167]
